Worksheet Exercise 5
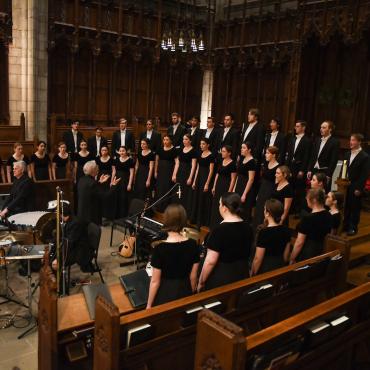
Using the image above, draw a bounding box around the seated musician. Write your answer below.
[0,161,34,218]
[51,203,96,273]
[250,199,291,275]
[289,188,332,263]
[197,193,253,292]
[146,204,200,308]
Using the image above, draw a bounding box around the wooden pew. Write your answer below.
[92,250,346,370]
[38,266,136,370]
[0,179,74,211]
[194,283,370,370]
[0,121,25,141]
[0,139,37,161]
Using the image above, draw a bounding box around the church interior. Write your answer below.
[1,0,370,369]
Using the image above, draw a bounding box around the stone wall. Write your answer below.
[8,0,48,141]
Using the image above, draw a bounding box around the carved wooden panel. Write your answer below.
[212,63,290,129]
[296,35,370,140]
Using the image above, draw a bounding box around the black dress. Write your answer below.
[52,154,69,179]
[255,225,290,273]
[205,221,252,290]
[150,239,200,306]
[175,148,197,217]
[191,153,215,227]
[134,151,155,201]
[271,183,294,226]
[155,147,178,212]
[296,210,332,261]
[74,152,93,182]
[114,157,135,218]
[234,157,257,222]
[330,212,341,233]
[7,155,30,182]
[254,163,279,229]
[209,161,237,230]
[95,156,114,220]
[31,153,50,181]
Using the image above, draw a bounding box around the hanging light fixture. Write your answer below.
[160,0,205,53]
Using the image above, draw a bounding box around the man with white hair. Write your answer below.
[0,161,34,218]
[77,160,120,225]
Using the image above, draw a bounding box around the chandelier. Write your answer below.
[161,28,205,53]
[160,0,205,53]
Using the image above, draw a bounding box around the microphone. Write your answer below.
[177,184,181,199]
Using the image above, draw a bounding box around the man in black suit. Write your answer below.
[217,113,240,160]
[167,112,187,149]
[263,118,286,164]
[201,116,220,155]
[111,118,136,157]
[88,127,108,157]
[0,161,34,218]
[62,121,84,155]
[308,120,340,190]
[342,134,370,236]
[77,161,120,225]
[188,116,202,152]
[139,119,161,154]
[51,203,96,273]
[286,120,312,215]
[240,108,265,164]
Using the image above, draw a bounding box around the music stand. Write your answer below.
[2,244,46,339]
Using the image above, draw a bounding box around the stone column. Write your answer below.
[200,68,214,129]
[8,0,48,141]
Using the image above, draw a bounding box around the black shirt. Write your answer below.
[207,221,253,263]
[237,157,257,177]
[151,239,200,279]
[256,225,291,256]
[297,210,332,242]
[330,212,341,231]
[272,183,294,204]
[52,153,69,168]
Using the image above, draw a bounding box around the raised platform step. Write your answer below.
[347,264,370,286]
[339,225,370,247]
[348,241,370,268]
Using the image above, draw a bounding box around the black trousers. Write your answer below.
[290,170,307,214]
[343,187,362,231]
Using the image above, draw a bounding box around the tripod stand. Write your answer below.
[2,244,45,339]
[0,256,28,309]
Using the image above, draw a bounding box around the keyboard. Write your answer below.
[124,216,164,240]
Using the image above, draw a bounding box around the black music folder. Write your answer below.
[119,269,150,308]
[82,283,113,320]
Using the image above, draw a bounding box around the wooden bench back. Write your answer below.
[194,283,370,370]
[0,140,37,161]
[38,247,58,370]
[94,250,346,370]
[0,122,25,141]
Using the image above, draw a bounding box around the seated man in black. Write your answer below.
[0,160,34,218]
[52,203,96,273]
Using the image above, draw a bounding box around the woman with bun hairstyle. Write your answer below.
[250,199,291,275]
[197,193,253,291]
